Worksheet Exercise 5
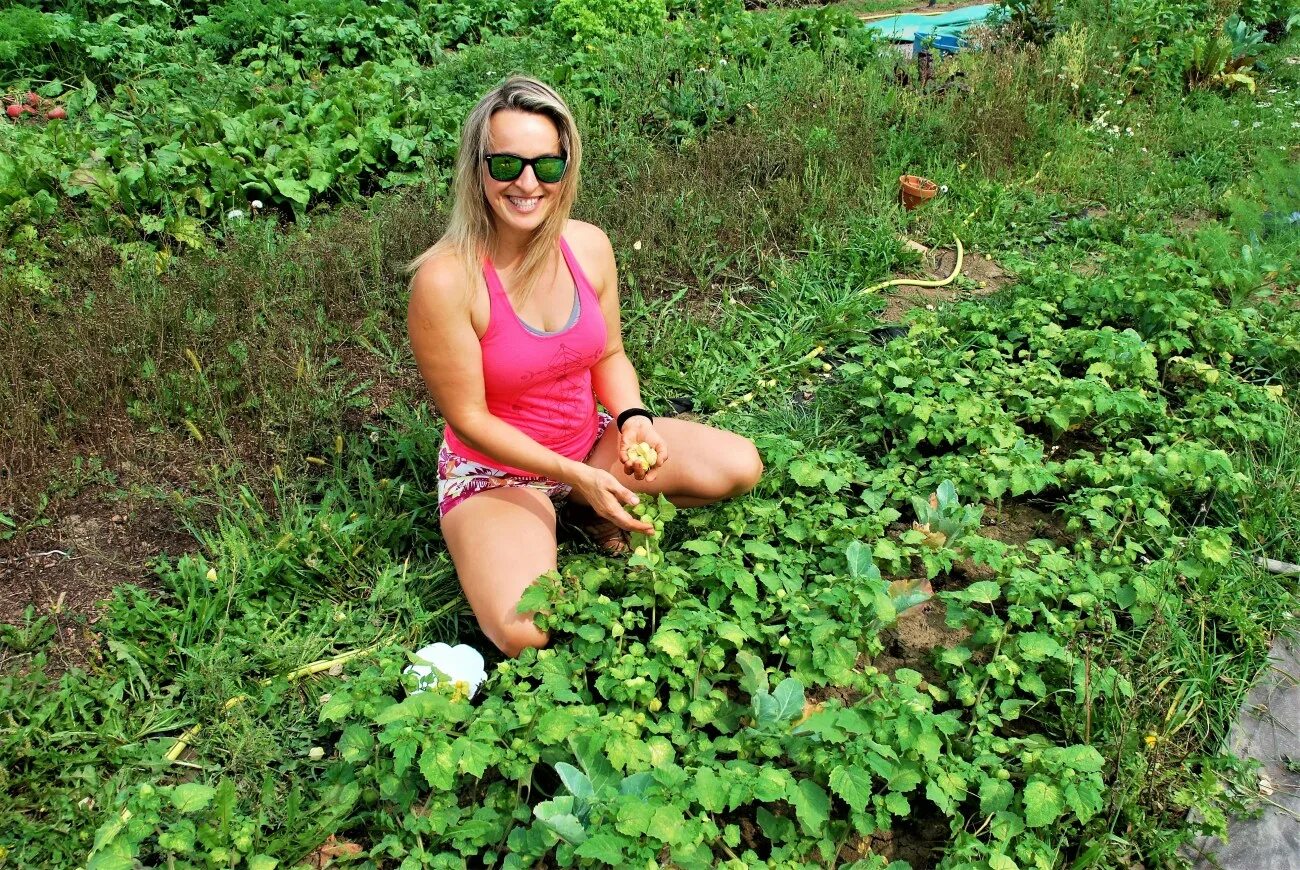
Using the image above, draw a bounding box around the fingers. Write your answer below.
[602,497,655,534]
[602,482,655,534]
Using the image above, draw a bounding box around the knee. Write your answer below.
[724,438,764,498]
[491,619,550,659]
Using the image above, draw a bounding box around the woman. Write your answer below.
[406,76,762,660]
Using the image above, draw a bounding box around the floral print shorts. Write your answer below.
[436,412,613,519]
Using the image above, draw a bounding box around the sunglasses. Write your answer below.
[483,152,568,184]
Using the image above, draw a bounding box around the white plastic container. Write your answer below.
[404,642,488,700]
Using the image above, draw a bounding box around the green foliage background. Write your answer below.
[1,0,1299,867]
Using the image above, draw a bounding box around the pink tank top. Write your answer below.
[443,236,608,476]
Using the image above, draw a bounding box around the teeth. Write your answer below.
[508,196,539,211]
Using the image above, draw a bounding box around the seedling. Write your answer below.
[911,479,985,550]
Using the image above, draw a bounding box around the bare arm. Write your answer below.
[582,227,670,482]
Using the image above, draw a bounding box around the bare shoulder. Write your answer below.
[564,219,614,262]
[563,219,616,293]
[408,251,471,319]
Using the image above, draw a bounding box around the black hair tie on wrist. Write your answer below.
[616,408,654,431]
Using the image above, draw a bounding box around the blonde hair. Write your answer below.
[406,76,583,303]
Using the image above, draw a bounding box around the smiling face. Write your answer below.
[482,108,566,237]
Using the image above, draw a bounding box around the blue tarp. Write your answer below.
[861,4,997,42]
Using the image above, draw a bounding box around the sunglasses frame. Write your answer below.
[482,152,569,184]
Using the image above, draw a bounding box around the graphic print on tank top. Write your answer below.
[511,341,598,420]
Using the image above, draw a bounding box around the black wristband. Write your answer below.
[616,408,654,431]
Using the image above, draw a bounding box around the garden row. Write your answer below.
[2,0,1296,285]
[0,0,870,274]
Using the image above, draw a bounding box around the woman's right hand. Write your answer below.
[570,466,656,535]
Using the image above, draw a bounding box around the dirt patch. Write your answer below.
[879,242,1012,323]
[977,500,1071,549]
[0,481,196,673]
[889,599,971,663]
[837,812,948,868]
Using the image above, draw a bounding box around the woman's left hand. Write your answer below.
[618,416,668,482]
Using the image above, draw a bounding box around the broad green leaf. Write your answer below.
[247,857,279,870]
[619,771,653,797]
[535,707,582,744]
[273,176,311,204]
[682,538,720,555]
[337,724,372,763]
[319,692,353,722]
[516,580,552,614]
[418,742,456,790]
[651,629,691,659]
[1016,632,1063,662]
[829,764,873,813]
[1022,778,1063,827]
[614,800,656,837]
[570,733,619,795]
[375,691,440,724]
[791,779,829,834]
[574,832,628,865]
[715,621,748,648]
[535,798,587,845]
[979,777,1013,814]
[1064,780,1105,823]
[754,677,804,727]
[735,650,769,696]
[170,782,215,814]
[693,767,728,813]
[556,762,595,801]
[956,581,1001,604]
[788,459,826,487]
[1055,744,1105,773]
[646,804,685,844]
[845,541,878,581]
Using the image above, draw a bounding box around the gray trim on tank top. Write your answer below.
[518,286,581,337]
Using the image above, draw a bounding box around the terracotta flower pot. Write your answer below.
[899,174,938,210]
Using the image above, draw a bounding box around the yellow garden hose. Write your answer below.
[860,234,965,295]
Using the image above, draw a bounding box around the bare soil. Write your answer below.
[0,482,194,673]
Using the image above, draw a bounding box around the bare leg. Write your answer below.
[439,486,558,658]
[575,417,763,507]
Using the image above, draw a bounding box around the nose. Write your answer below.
[512,164,541,191]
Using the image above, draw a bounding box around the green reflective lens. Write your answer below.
[533,157,567,183]
[487,155,524,182]
[484,153,567,183]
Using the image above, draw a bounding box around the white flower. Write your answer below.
[719,58,728,66]
[1231,120,1240,128]
[1141,147,1148,153]
[939,185,949,194]
[633,240,642,251]
[369,430,379,443]
[251,199,264,209]
[1253,121,1263,128]
[1292,122,1300,129]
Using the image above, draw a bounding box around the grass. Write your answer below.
[2,3,1300,867]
